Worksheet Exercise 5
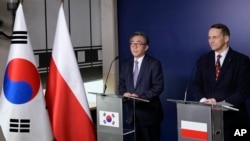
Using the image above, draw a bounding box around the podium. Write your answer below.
[167,99,238,141]
[89,92,149,141]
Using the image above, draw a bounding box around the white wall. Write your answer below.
[101,0,119,94]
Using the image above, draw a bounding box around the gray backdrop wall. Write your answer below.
[0,0,102,88]
[117,0,250,140]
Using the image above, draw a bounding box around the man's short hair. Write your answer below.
[210,23,230,36]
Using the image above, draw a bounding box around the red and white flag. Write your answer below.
[0,4,53,141]
[45,4,96,141]
[181,120,208,141]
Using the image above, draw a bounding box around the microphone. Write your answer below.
[183,58,199,102]
[103,56,119,94]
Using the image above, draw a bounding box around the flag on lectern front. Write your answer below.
[99,111,119,128]
[45,4,96,141]
[181,120,208,140]
[0,4,53,141]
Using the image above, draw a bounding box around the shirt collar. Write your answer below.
[215,47,229,58]
[134,55,145,64]
[215,47,229,65]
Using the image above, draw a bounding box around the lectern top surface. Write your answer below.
[166,99,239,111]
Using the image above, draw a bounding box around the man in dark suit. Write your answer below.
[118,31,164,141]
[192,23,250,141]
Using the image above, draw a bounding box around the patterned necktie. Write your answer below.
[215,55,222,81]
[133,60,139,87]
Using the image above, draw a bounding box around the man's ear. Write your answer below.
[145,45,149,51]
[224,35,230,43]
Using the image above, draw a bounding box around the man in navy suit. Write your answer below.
[192,23,250,140]
[118,31,164,141]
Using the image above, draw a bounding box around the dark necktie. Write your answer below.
[133,60,139,87]
[215,55,222,81]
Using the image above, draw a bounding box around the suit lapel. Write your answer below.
[135,55,148,88]
[128,59,135,88]
[218,49,233,81]
[208,52,217,84]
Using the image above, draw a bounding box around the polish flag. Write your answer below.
[0,4,53,141]
[45,4,96,141]
[181,120,208,141]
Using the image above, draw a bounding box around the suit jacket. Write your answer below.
[192,48,250,123]
[119,55,164,126]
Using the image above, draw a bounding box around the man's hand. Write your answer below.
[203,98,217,105]
[131,93,138,97]
[123,92,132,97]
[123,92,138,97]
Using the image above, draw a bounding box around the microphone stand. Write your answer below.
[183,58,199,102]
[103,56,119,94]
[184,88,188,102]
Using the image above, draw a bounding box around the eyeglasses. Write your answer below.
[130,42,146,47]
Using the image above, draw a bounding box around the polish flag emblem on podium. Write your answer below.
[181,120,208,141]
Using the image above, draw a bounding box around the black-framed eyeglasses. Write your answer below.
[130,42,146,47]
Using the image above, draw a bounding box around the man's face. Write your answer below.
[130,35,148,58]
[208,28,229,53]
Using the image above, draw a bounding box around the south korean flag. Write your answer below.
[99,111,119,128]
